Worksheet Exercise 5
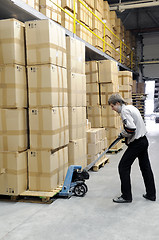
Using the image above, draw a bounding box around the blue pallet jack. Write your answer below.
[58,136,122,198]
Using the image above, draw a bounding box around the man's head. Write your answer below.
[108,94,126,113]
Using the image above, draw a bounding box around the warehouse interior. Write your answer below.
[0,0,159,239]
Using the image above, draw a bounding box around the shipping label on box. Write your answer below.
[85,61,98,83]
[66,36,85,74]
[86,83,100,106]
[68,72,86,107]
[28,64,68,107]
[0,109,28,152]
[0,18,25,65]
[87,106,102,128]
[29,107,69,150]
[25,19,66,68]
[68,107,86,141]
[0,64,27,108]
[0,151,27,195]
[68,138,87,168]
[40,0,61,24]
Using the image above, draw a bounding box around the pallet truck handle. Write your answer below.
[84,136,122,171]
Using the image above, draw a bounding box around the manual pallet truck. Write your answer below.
[58,136,122,198]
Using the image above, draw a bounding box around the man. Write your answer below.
[108,93,156,203]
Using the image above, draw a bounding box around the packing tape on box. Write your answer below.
[27,43,66,64]
[0,66,7,107]
[1,110,8,150]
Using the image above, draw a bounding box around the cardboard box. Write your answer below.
[0,109,28,152]
[110,11,117,30]
[118,71,133,85]
[94,0,103,15]
[84,0,94,9]
[98,60,118,84]
[103,1,110,22]
[76,23,92,45]
[29,107,69,150]
[85,61,98,83]
[77,1,92,29]
[100,83,119,105]
[68,138,87,168]
[28,146,68,191]
[87,151,105,165]
[66,36,85,74]
[28,64,68,107]
[86,83,100,106]
[87,106,102,128]
[0,65,27,108]
[61,0,77,12]
[40,0,61,24]
[68,107,86,140]
[61,9,74,33]
[132,80,137,93]
[25,19,66,68]
[102,106,121,128]
[0,18,25,65]
[92,29,103,50]
[0,151,27,195]
[87,128,106,144]
[92,10,103,32]
[67,72,86,107]
[21,0,39,10]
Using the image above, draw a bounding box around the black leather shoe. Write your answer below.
[143,194,156,201]
[113,196,132,203]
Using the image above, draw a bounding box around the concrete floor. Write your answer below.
[0,119,159,240]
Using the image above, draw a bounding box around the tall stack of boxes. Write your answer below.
[61,0,77,32]
[25,19,69,192]
[39,0,61,25]
[21,0,40,11]
[85,60,108,165]
[66,36,87,168]
[92,0,103,50]
[0,19,28,195]
[86,60,122,151]
[118,71,133,104]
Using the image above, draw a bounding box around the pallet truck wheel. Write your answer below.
[83,183,88,193]
[74,183,86,197]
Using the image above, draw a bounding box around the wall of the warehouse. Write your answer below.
[142,32,159,78]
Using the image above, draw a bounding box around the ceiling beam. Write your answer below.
[110,0,159,11]
[146,10,159,26]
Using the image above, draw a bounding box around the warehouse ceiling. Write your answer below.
[106,0,159,33]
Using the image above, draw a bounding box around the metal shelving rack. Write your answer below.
[0,0,137,73]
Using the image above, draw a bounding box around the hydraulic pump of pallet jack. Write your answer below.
[58,136,122,198]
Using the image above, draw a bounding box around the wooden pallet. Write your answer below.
[107,146,123,154]
[92,157,109,172]
[0,185,63,204]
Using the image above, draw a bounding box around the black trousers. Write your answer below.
[119,135,156,200]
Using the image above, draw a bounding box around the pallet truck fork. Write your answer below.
[58,136,122,198]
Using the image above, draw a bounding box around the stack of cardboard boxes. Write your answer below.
[86,60,123,150]
[39,0,61,25]
[21,0,40,11]
[22,0,137,70]
[0,19,28,195]
[118,71,133,104]
[66,36,87,168]
[25,19,69,192]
